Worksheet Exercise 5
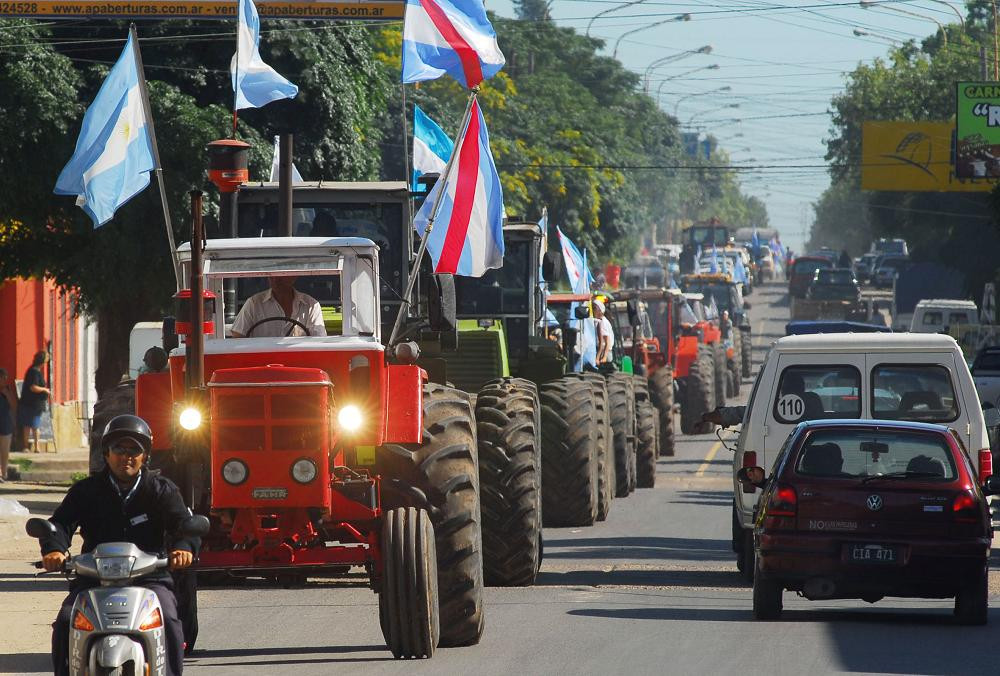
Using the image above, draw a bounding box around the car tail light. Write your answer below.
[978,449,993,483]
[768,483,797,517]
[952,492,979,524]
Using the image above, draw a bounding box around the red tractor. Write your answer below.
[135,229,483,658]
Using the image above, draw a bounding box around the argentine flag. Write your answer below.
[556,226,593,295]
[402,0,505,88]
[54,33,155,228]
[414,98,504,277]
[412,106,453,191]
[231,0,298,110]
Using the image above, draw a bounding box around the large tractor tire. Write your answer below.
[636,400,659,488]
[379,507,440,659]
[376,383,484,647]
[679,345,715,435]
[740,327,753,378]
[89,380,136,474]
[475,378,542,587]
[727,332,741,399]
[580,373,614,521]
[608,373,637,497]
[539,376,600,527]
[711,341,727,408]
[648,367,675,457]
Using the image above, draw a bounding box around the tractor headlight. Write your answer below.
[221,459,248,485]
[291,458,318,484]
[338,405,363,432]
[178,407,202,431]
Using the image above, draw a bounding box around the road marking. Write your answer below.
[695,440,723,477]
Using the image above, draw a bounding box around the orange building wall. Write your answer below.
[0,278,79,405]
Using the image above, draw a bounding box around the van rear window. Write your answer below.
[773,366,861,424]
[871,364,959,423]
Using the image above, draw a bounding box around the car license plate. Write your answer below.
[849,544,899,564]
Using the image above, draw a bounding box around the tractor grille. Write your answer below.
[443,331,504,393]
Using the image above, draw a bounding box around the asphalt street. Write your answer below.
[4,282,998,675]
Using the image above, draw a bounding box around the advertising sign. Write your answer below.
[956,82,1000,178]
[0,0,402,20]
[861,121,993,192]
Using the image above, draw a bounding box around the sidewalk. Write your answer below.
[8,446,89,484]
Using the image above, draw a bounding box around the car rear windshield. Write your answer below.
[817,270,854,285]
[794,429,956,480]
[974,352,1000,371]
[870,364,959,422]
[794,259,832,275]
[773,366,862,424]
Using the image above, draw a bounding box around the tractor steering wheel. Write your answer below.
[245,316,311,337]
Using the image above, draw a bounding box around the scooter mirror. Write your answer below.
[25,517,57,539]
[180,515,211,537]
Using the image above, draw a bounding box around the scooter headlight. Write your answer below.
[221,459,249,485]
[338,404,363,432]
[291,458,318,484]
[95,556,135,580]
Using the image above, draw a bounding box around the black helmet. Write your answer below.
[102,415,153,454]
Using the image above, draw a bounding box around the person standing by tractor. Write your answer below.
[593,298,615,364]
[40,415,199,676]
[18,351,50,453]
[0,368,17,481]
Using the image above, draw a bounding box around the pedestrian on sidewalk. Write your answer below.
[0,368,16,481]
[18,351,50,453]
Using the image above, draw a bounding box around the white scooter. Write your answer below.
[27,515,209,676]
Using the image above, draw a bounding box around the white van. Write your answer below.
[910,299,978,333]
[729,333,991,580]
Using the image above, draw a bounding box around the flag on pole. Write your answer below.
[231,0,298,110]
[269,135,304,182]
[412,105,453,191]
[54,32,155,227]
[556,227,593,294]
[401,0,505,88]
[414,97,504,276]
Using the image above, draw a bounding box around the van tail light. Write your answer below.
[768,483,798,518]
[952,492,979,524]
[978,449,993,483]
[742,451,757,469]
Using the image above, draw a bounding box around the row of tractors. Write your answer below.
[89,143,756,658]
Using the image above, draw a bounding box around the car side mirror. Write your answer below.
[982,475,1000,496]
[180,514,211,537]
[542,250,562,283]
[25,517,57,539]
[737,466,767,489]
[743,300,751,310]
[574,305,591,320]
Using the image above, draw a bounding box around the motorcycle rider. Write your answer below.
[40,414,199,676]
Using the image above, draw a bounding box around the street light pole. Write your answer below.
[852,27,904,45]
[642,45,712,88]
[613,13,691,60]
[672,86,731,117]
[586,0,647,37]
[686,103,739,127]
[859,0,947,45]
[654,64,719,101]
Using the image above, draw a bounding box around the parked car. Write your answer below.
[720,332,992,583]
[972,345,1000,409]
[789,256,834,299]
[740,419,997,623]
[872,237,909,257]
[872,255,911,289]
[910,299,978,333]
[853,253,878,284]
[806,268,861,303]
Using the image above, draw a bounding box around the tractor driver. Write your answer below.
[231,276,327,338]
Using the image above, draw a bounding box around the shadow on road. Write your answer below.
[538,568,741,588]
[670,490,731,507]
[0,652,49,673]
[188,644,391,666]
[543,535,731,562]
[568,606,748,621]
[0,576,68,592]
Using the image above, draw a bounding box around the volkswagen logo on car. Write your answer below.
[866,494,883,511]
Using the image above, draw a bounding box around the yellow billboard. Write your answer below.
[0,0,402,20]
[861,121,994,192]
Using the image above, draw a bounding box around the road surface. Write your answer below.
[3,282,997,675]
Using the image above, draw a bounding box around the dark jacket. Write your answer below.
[41,468,200,571]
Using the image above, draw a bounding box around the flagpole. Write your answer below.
[232,0,239,137]
[400,84,411,187]
[388,89,478,346]
[129,24,181,290]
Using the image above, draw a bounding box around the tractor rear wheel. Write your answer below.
[608,374,637,497]
[379,507,440,658]
[712,341,727,408]
[476,378,542,587]
[581,373,614,521]
[376,383,484,647]
[740,327,753,378]
[649,367,675,457]
[539,376,600,527]
[680,345,715,435]
[636,400,658,488]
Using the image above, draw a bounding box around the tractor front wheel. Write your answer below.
[476,378,542,587]
[712,341,727,408]
[376,383,484,647]
[680,345,715,435]
[581,373,614,521]
[636,401,659,488]
[740,327,753,379]
[379,507,440,658]
[608,374,637,497]
[539,376,600,527]
[649,367,675,457]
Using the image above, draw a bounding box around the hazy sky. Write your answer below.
[486,0,963,252]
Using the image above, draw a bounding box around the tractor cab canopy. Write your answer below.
[177,236,382,343]
[681,274,744,317]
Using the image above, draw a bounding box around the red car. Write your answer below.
[739,419,998,624]
[788,256,833,299]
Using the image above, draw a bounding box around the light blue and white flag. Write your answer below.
[54,33,155,227]
[402,0,505,88]
[231,0,298,110]
[412,105,453,191]
[556,226,593,294]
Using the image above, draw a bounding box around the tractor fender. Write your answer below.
[674,336,699,378]
[383,365,426,444]
[136,371,174,451]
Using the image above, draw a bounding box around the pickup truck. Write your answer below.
[972,346,1000,409]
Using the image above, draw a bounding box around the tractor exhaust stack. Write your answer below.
[278,132,294,237]
[187,190,206,390]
